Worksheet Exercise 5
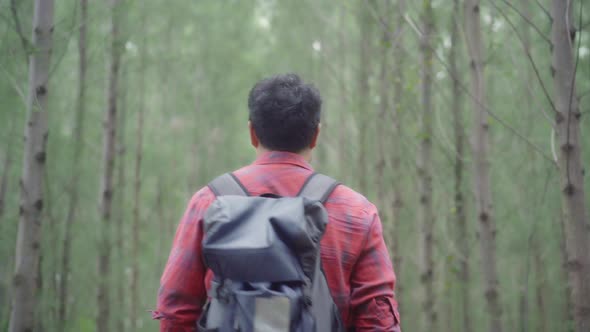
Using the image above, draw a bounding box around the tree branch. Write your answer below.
[499,0,551,45]
[400,13,557,164]
[534,0,552,23]
[10,0,30,62]
[488,0,557,114]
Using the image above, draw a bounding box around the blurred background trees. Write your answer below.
[0,0,589,331]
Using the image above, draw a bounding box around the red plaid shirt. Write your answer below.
[153,151,401,331]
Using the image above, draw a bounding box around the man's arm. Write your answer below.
[350,207,401,331]
[152,188,215,332]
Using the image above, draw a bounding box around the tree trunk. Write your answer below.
[558,209,574,329]
[57,0,87,329]
[375,0,390,222]
[131,34,146,332]
[156,178,166,276]
[390,0,405,301]
[96,0,121,330]
[419,1,436,330]
[550,1,590,331]
[519,247,530,332]
[449,0,470,330]
[115,65,128,332]
[518,2,537,331]
[464,1,503,331]
[533,243,546,332]
[357,0,372,194]
[9,0,55,331]
[337,6,349,182]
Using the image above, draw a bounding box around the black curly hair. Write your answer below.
[248,73,322,153]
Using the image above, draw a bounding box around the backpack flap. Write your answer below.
[203,196,327,283]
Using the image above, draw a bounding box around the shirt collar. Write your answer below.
[253,151,314,171]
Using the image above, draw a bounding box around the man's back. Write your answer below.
[155,74,400,331]
[155,151,401,331]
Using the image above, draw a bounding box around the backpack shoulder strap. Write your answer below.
[297,173,340,203]
[208,173,249,197]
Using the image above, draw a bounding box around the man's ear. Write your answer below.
[309,124,321,149]
[249,121,259,148]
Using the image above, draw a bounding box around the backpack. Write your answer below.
[197,172,345,332]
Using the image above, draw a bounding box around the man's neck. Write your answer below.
[256,146,313,162]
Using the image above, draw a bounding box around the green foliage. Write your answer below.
[0,0,589,331]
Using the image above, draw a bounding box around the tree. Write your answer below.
[464,0,503,331]
[390,0,406,301]
[449,0,471,331]
[550,1,590,331]
[115,64,128,332]
[96,0,122,330]
[57,0,87,329]
[9,0,55,331]
[375,0,390,228]
[418,0,436,330]
[357,0,373,194]
[131,3,146,327]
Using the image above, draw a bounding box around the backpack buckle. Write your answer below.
[216,279,232,304]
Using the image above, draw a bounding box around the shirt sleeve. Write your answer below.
[152,187,216,332]
[349,206,401,331]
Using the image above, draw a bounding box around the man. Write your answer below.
[153,74,401,331]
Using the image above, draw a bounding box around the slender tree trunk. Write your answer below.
[131,36,146,332]
[115,65,128,332]
[156,178,166,276]
[357,0,372,194]
[518,2,538,331]
[419,1,436,330]
[375,0,390,222]
[449,0,471,330]
[519,245,530,332]
[464,1,503,331]
[9,0,54,331]
[558,209,574,329]
[533,244,546,332]
[337,6,349,181]
[521,0,549,332]
[390,0,405,300]
[97,0,121,330]
[57,1,87,329]
[550,1,590,331]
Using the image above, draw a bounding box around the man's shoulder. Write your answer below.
[187,185,217,208]
[328,181,378,216]
[190,171,378,216]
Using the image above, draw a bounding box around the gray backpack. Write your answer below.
[197,172,345,332]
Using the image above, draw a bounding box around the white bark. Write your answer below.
[419,1,436,330]
[550,1,590,331]
[9,0,54,331]
[464,1,503,331]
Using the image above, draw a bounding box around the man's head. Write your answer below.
[248,73,322,153]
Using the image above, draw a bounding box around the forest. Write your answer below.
[1,0,589,331]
